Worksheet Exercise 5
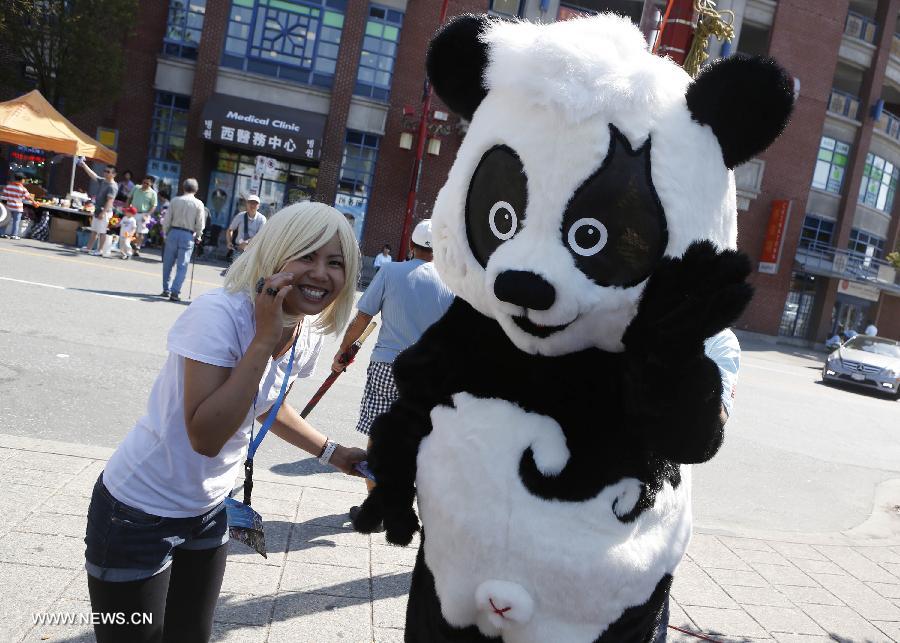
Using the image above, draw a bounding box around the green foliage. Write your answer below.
[887,250,900,270]
[0,0,139,115]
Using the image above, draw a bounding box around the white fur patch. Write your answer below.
[431,14,738,356]
[417,393,692,643]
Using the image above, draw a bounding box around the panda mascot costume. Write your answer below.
[352,12,793,643]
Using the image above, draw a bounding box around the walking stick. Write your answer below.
[301,321,378,417]
[188,244,197,299]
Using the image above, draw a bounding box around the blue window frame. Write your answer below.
[811,136,851,194]
[334,130,380,239]
[163,0,206,60]
[857,152,898,213]
[848,228,886,260]
[222,0,345,88]
[354,5,403,101]
[147,92,190,197]
[799,215,835,251]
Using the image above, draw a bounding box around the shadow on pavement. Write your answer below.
[269,458,334,478]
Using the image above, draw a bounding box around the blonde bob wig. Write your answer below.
[224,201,360,334]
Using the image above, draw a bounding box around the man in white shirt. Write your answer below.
[221,194,266,276]
[161,178,206,302]
[373,244,392,272]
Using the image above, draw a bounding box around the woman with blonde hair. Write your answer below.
[84,202,365,642]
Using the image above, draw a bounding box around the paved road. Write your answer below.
[1,237,898,538]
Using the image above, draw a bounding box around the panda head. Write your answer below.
[428,14,793,356]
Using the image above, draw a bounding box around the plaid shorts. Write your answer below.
[355,361,399,435]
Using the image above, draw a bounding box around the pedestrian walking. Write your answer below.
[77,160,118,256]
[161,178,206,302]
[221,194,266,276]
[83,202,365,643]
[128,174,158,257]
[1,172,33,239]
[118,206,137,260]
[331,220,453,516]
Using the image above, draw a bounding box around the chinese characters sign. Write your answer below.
[200,94,325,162]
[759,199,792,274]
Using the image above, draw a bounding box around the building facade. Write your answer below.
[5,0,899,341]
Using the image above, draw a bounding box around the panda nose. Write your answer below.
[494,271,555,310]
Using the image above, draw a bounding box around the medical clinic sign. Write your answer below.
[200,94,326,161]
[758,199,792,274]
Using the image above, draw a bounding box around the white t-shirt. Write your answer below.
[374,253,392,269]
[119,215,137,236]
[703,329,740,417]
[103,288,324,517]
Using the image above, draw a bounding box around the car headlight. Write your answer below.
[882,367,900,379]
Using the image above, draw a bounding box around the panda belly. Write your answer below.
[416,392,693,643]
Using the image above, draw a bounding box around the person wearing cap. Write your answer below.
[331,220,454,522]
[118,206,138,260]
[222,194,266,276]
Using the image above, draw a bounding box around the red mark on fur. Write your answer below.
[488,599,511,617]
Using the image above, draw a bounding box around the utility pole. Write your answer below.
[398,0,451,259]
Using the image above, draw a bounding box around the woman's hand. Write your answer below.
[253,272,294,349]
[329,445,367,477]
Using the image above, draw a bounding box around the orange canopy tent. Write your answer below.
[0,90,117,195]
[0,90,116,163]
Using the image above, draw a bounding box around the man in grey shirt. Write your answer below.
[77,160,118,256]
[161,178,206,302]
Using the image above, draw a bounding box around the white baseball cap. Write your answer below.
[245,194,261,203]
[411,219,433,249]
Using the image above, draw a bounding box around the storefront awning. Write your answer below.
[200,93,326,162]
[0,90,117,164]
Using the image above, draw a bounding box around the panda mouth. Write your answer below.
[512,315,571,338]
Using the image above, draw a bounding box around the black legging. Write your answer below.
[87,543,228,643]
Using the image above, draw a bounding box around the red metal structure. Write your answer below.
[652,0,698,66]
[398,0,451,258]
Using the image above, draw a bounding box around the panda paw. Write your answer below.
[623,240,753,355]
[351,487,420,546]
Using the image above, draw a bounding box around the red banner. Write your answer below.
[758,199,792,274]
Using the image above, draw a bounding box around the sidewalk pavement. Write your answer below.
[2,433,900,643]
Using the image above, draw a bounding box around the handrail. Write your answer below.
[796,241,899,289]
[873,109,900,140]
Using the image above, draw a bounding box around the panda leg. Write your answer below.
[405,539,500,643]
[593,574,672,643]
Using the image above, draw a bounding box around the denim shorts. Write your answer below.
[84,473,229,582]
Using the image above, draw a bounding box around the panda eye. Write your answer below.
[465,145,528,267]
[560,125,667,288]
[567,218,608,256]
[489,201,518,241]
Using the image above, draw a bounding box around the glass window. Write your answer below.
[148,92,191,196]
[354,5,403,101]
[778,272,817,339]
[163,0,207,60]
[848,228,886,260]
[490,0,521,16]
[799,215,835,251]
[221,0,344,88]
[811,136,851,194]
[335,130,380,239]
[857,151,899,213]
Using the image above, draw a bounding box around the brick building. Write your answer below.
[4,0,899,341]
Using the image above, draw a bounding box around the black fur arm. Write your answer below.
[621,241,752,463]
[351,302,462,545]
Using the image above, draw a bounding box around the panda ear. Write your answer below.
[685,55,794,169]
[426,14,494,121]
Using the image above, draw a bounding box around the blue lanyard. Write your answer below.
[248,331,299,460]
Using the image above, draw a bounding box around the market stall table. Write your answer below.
[36,203,93,245]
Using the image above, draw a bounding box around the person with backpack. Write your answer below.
[222,194,266,276]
